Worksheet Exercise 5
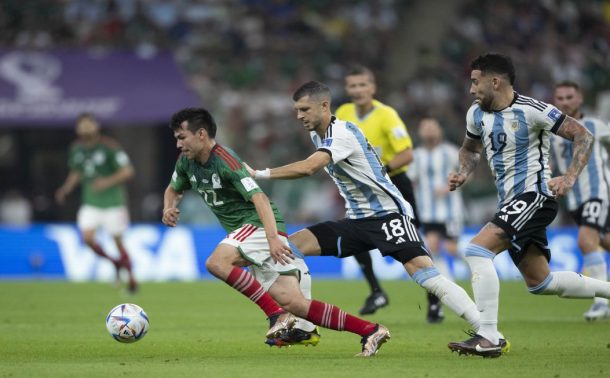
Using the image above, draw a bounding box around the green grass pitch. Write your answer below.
[1,280,608,377]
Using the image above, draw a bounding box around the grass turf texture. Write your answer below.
[1,280,608,378]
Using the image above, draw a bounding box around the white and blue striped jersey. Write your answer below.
[311,117,414,219]
[409,143,464,224]
[466,93,566,207]
[549,116,610,211]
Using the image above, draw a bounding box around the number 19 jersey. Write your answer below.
[465,93,566,207]
[170,144,286,234]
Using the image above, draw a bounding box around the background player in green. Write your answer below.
[162,107,390,356]
[55,113,137,293]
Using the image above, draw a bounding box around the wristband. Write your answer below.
[255,168,271,179]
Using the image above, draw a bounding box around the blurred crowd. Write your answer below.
[0,0,608,225]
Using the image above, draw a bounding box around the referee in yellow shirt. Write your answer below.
[336,66,441,321]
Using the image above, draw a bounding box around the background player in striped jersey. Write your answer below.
[249,81,484,347]
[55,113,137,293]
[549,81,610,320]
[448,53,610,358]
[408,117,465,323]
[162,107,390,356]
[335,66,423,317]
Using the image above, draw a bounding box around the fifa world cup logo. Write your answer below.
[0,51,63,103]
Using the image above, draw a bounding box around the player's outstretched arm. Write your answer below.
[448,137,482,191]
[252,151,331,180]
[55,171,81,204]
[162,184,183,227]
[250,192,294,264]
[92,166,135,191]
[549,116,594,197]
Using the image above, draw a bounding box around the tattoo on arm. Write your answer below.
[457,137,483,176]
[557,116,594,179]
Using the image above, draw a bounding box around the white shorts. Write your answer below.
[220,225,300,291]
[77,205,129,236]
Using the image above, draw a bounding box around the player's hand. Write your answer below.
[162,207,180,227]
[243,162,256,178]
[448,172,467,191]
[92,177,112,191]
[268,236,294,265]
[548,175,575,197]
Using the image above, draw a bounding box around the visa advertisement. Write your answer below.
[0,224,605,281]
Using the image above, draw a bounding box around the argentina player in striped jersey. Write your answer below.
[248,81,486,351]
[549,81,610,321]
[409,118,466,322]
[448,53,610,358]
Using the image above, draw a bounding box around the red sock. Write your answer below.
[89,243,116,262]
[306,300,376,336]
[117,245,133,271]
[226,267,283,317]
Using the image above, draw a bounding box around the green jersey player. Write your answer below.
[55,113,137,293]
[162,107,390,356]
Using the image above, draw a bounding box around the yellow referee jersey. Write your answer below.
[335,99,412,176]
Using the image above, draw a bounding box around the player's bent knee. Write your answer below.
[204,257,226,278]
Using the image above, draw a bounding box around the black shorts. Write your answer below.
[491,192,558,265]
[306,212,430,264]
[421,222,459,240]
[569,199,608,231]
[391,173,420,227]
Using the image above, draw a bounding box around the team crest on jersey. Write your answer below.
[548,108,561,122]
[511,121,519,131]
[212,173,222,189]
[93,151,106,165]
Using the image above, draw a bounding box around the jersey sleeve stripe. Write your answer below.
[317,148,332,158]
[551,114,567,134]
[466,130,480,139]
[214,147,241,170]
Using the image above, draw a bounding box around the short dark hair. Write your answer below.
[170,107,217,138]
[471,53,515,85]
[555,80,581,92]
[346,65,375,83]
[76,112,97,123]
[292,81,332,102]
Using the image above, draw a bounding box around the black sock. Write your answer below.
[354,252,382,293]
[427,291,440,307]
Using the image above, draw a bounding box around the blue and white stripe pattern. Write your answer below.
[311,118,414,219]
[465,93,566,207]
[410,142,464,226]
[549,116,610,211]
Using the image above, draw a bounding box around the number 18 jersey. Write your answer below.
[465,93,566,207]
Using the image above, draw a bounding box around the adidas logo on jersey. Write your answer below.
[499,215,509,222]
[395,237,406,244]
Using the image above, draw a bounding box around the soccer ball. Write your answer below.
[106,303,150,343]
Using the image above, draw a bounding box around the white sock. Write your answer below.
[413,267,480,331]
[291,258,316,332]
[433,256,453,281]
[532,271,610,298]
[465,244,499,344]
[583,251,609,305]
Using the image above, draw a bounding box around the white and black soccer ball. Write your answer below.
[106,303,150,343]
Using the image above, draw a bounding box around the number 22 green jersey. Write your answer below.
[170,144,286,234]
